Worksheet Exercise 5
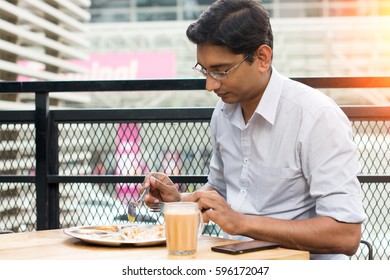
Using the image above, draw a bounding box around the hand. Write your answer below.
[142,172,181,205]
[183,190,243,235]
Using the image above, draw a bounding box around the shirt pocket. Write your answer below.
[256,163,301,179]
[253,164,304,214]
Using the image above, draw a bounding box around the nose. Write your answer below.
[205,75,221,92]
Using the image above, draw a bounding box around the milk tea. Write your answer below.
[164,203,202,255]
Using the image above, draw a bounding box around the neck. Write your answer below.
[241,69,271,124]
[241,100,259,124]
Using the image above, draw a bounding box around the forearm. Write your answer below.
[237,215,361,255]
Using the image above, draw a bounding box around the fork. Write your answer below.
[149,202,164,213]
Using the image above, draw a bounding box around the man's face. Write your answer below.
[195,43,266,105]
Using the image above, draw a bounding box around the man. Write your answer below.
[143,0,366,260]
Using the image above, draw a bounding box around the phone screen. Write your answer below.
[211,240,279,255]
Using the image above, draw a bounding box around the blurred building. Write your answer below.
[89,0,390,22]
[0,0,91,106]
[85,0,390,106]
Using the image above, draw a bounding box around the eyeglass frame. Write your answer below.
[192,51,254,81]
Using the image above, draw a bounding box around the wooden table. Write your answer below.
[0,229,309,260]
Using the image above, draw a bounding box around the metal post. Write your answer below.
[35,92,59,230]
[48,109,60,229]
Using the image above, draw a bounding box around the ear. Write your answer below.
[254,45,272,72]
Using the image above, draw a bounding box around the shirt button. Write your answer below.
[240,189,247,196]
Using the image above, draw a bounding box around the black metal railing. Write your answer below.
[0,77,389,260]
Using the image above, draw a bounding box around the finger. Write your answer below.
[201,208,215,224]
[194,196,218,213]
[150,175,170,192]
[144,193,160,205]
[181,192,197,202]
[144,176,167,204]
[205,207,214,216]
[142,173,160,203]
[142,172,156,189]
[187,191,220,205]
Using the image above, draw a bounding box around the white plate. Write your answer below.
[64,223,166,247]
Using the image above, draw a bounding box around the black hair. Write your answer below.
[186,0,273,59]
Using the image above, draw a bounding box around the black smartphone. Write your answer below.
[211,240,279,255]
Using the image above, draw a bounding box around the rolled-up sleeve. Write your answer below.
[300,106,366,223]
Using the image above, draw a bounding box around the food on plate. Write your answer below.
[94,225,120,232]
[122,225,165,241]
[71,228,113,237]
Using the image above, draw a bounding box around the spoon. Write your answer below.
[127,186,150,222]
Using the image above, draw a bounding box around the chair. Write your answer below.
[359,240,374,260]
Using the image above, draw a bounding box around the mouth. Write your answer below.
[215,91,228,98]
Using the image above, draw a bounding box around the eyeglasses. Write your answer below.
[192,52,253,81]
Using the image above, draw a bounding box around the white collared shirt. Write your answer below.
[206,67,366,259]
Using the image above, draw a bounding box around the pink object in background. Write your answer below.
[115,123,148,203]
[18,51,176,80]
[64,52,176,80]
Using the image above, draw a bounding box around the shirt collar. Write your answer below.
[256,67,284,125]
[220,66,285,126]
